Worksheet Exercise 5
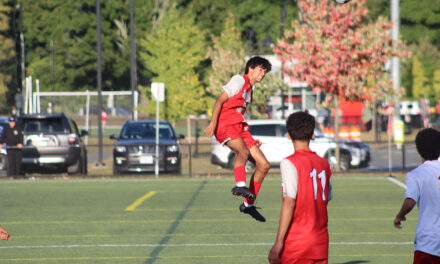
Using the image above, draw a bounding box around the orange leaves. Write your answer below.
[272,0,409,101]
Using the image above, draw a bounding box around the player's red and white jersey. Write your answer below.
[281,149,332,262]
[218,74,252,126]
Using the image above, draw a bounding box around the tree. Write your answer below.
[0,2,15,113]
[411,56,429,100]
[400,0,440,48]
[139,6,206,122]
[274,0,409,102]
[205,14,246,108]
[433,70,440,102]
[21,0,155,92]
[273,0,408,169]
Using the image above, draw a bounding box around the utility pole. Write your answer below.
[19,2,25,113]
[280,0,289,120]
[391,0,400,118]
[130,0,137,121]
[96,0,104,167]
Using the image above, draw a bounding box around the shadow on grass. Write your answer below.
[144,179,208,264]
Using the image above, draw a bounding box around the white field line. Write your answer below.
[387,176,407,189]
[0,241,413,249]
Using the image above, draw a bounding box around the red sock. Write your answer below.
[234,166,246,186]
[245,180,262,205]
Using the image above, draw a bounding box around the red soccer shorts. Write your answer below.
[414,250,440,264]
[215,122,256,148]
[281,258,328,264]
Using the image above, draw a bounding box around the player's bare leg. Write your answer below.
[239,145,270,222]
[226,138,255,200]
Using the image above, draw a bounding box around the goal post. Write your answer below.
[30,89,139,129]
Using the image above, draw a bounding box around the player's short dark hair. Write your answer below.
[286,111,315,141]
[415,128,440,160]
[245,56,272,74]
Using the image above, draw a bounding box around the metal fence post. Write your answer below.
[188,143,192,177]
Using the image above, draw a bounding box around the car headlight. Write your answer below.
[167,144,179,152]
[115,146,126,152]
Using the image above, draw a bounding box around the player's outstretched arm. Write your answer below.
[394,198,416,229]
[0,225,10,241]
[204,92,229,137]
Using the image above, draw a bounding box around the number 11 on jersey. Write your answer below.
[310,168,327,201]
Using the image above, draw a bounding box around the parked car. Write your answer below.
[110,120,184,175]
[0,117,9,171]
[17,113,88,175]
[210,119,370,171]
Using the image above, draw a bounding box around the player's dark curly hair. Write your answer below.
[245,56,272,74]
[415,128,440,160]
[286,111,315,141]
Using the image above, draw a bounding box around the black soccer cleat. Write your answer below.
[231,186,256,200]
[239,203,266,222]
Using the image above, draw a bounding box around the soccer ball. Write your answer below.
[333,0,351,4]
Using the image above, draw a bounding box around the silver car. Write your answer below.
[18,113,88,175]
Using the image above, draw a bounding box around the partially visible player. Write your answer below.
[204,56,271,222]
[269,111,332,264]
[394,128,440,263]
[0,225,10,240]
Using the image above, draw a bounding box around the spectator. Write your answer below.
[436,99,440,121]
[315,103,327,131]
[362,101,373,132]
[420,96,430,128]
[0,117,23,178]
[394,128,440,263]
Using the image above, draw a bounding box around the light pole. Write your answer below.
[130,0,137,121]
[96,0,104,167]
[248,19,274,57]
[19,2,25,114]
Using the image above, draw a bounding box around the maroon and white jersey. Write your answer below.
[218,74,252,126]
[281,149,332,262]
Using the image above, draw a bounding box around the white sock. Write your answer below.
[236,181,246,187]
[244,201,254,207]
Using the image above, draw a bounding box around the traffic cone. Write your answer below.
[349,125,361,141]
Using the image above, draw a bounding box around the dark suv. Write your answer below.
[17,113,88,175]
[110,120,184,174]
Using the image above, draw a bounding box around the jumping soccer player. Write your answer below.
[204,56,271,222]
[269,111,332,263]
[394,128,440,263]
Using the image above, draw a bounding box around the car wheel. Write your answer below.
[67,158,81,175]
[326,150,351,171]
[228,153,236,169]
[81,152,88,175]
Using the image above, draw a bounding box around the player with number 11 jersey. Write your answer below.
[269,111,332,264]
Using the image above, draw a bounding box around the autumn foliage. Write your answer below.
[273,0,409,102]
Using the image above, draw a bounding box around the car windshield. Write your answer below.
[120,123,175,140]
[22,118,66,133]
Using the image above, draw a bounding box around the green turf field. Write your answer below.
[0,175,416,264]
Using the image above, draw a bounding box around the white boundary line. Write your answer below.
[387,176,407,189]
[0,241,413,249]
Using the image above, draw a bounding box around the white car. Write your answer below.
[210,119,370,171]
